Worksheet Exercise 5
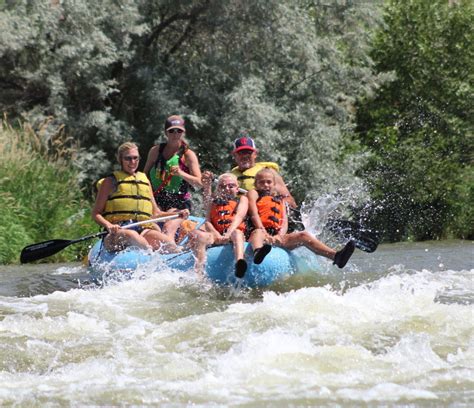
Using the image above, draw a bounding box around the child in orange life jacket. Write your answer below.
[190,173,249,278]
[248,168,355,268]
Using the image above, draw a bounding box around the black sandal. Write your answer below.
[333,241,355,268]
[235,259,247,278]
[253,244,272,264]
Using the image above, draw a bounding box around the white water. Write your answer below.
[0,240,472,406]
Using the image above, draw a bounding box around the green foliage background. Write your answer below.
[0,0,472,263]
[0,120,96,264]
[355,0,473,241]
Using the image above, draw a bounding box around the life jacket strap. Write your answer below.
[107,195,151,201]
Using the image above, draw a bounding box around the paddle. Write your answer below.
[325,218,380,253]
[178,217,207,246]
[20,215,180,263]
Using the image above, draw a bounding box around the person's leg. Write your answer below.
[142,229,178,252]
[248,229,264,251]
[248,229,272,265]
[280,231,336,258]
[189,230,214,277]
[162,218,183,242]
[104,229,151,251]
[231,230,247,278]
[231,230,245,261]
[280,231,355,268]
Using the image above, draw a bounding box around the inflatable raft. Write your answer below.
[87,240,324,288]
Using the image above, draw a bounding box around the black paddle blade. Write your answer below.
[20,231,107,263]
[20,239,73,263]
[326,219,380,253]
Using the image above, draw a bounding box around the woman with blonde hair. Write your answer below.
[93,142,188,252]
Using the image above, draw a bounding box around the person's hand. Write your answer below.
[202,170,214,187]
[169,165,180,176]
[222,231,232,240]
[216,235,230,245]
[106,223,120,235]
[178,209,190,219]
[262,230,273,242]
[271,235,283,245]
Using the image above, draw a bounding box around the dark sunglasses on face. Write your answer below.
[123,156,140,162]
[167,128,184,134]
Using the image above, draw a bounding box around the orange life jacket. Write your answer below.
[209,198,246,234]
[256,193,285,234]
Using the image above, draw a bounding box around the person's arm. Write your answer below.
[223,196,248,237]
[201,191,222,237]
[278,203,288,235]
[143,145,159,176]
[248,190,265,230]
[92,177,120,234]
[274,172,297,208]
[171,149,202,187]
[204,208,222,237]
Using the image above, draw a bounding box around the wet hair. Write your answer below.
[217,173,238,186]
[116,142,139,163]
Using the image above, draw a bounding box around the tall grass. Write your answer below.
[0,118,97,264]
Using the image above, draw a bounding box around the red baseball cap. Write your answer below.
[232,137,257,153]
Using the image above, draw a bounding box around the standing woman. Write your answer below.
[144,115,202,238]
[93,142,186,252]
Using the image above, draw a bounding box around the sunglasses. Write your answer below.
[167,128,184,134]
[123,156,140,162]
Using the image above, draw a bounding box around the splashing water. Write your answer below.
[0,195,472,406]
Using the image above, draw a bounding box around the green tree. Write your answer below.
[1,0,382,204]
[356,0,473,240]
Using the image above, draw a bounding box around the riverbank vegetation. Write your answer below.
[0,119,96,264]
[355,0,473,241]
[0,0,472,263]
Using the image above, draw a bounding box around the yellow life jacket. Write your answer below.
[102,171,153,224]
[231,162,280,192]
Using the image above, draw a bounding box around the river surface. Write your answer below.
[0,240,472,407]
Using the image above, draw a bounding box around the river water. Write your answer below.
[0,240,472,406]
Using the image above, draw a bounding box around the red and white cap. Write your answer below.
[232,137,257,153]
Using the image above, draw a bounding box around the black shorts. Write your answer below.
[155,191,192,211]
[118,220,145,233]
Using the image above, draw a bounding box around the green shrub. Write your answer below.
[0,119,96,264]
[0,192,32,264]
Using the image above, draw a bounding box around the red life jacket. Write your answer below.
[256,193,285,235]
[209,197,246,234]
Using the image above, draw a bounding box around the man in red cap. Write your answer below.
[229,136,296,208]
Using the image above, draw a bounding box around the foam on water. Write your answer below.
[0,258,472,406]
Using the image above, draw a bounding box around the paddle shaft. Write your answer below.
[178,217,206,246]
[20,214,180,263]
